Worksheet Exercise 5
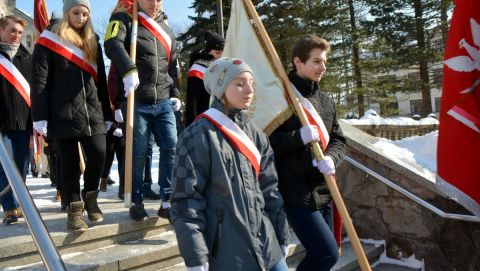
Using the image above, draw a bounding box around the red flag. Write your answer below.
[113,0,134,14]
[33,0,49,34]
[438,0,480,216]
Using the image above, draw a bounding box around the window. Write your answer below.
[410,99,423,115]
[26,35,32,48]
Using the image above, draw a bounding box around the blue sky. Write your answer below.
[16,0,195,31]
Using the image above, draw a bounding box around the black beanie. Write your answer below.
[205,30,225,52]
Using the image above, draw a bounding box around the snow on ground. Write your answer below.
[372,131,438,181]
[341,110,438,182]
[342,109,439,126]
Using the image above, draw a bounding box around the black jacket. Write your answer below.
[31,30,111,140]
[184,52,214,126]
[0,44,32,133]
[104,10,179,108]
[269,71,346,209]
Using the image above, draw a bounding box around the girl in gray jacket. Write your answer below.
[170,58,289,271]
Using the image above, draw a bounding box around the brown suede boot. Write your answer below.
[67,201,88,231]
[99,178,108,192]
[55,191,61,202]
[82,190,104,223]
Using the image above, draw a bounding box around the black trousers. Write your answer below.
[102,133,125,189]
[56,135,106,205]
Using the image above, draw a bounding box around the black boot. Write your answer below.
[82,190,104,223]
[99,178,108,192]
[129,203,149,221]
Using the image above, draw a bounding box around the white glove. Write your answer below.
[186,262,209,271]
[113,128,123,137]
[170,97,181,111]
[300,125,319,145]
[281,245,289,258]
[105,121,112,131]
[123,70,139,97]
[33,120,48,136]
[115,109,124,123]
[312,156,336,176]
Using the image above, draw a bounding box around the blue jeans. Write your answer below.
[270,257,288,271]
[285,204,339,271]
[0,130,30,211]
[122,100,177,204]
[143,134,154,187]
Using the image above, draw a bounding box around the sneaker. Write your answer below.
[2,209,18,224]
[32,171,39,178]
[129,204,149,221]
[41,172,50,178]
[145,189,161,200]
[157,207,171,223]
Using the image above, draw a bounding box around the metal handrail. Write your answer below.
[345,156,480,223]
[0,135,66,271]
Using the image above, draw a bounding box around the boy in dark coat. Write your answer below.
[0,15,32,225]
[184,30,224,126]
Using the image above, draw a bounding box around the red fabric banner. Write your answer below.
[33,0,49,34]
[438,0,480,216]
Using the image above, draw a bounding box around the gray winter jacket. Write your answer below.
[170,100,289,270]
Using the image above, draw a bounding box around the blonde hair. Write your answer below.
[54,11,97,64]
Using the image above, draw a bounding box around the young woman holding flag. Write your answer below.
[31,0,111,231]
[170,58,289,271]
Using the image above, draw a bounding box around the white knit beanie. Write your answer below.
[203,57,253,100]
[63,0,90,13]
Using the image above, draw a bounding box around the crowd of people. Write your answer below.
[0,0,346,270]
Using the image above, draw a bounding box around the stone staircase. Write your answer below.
[0,198,420,271]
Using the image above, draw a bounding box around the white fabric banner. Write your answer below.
[223,0,290,132]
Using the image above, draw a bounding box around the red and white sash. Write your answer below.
[139,12,172,63]
[0,53,30,107]
[200,108,261,177]
[187,64,207,80]
[37,30,98,82]
[293,84,330,151]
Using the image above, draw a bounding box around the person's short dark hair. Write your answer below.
[204,30,225,52]
[291,34,331,70]
[0,15,27,29]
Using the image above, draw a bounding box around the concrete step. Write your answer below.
[0,199,170,269]
[4,231,181,271]
[286,241,384,271]
[373,263,422,271]
[6,230,304,271]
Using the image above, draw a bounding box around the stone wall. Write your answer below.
[336,123,480,270]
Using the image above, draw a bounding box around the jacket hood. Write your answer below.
[288,70,318,98]
[189,51,215,68]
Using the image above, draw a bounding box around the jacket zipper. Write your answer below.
[81,70,92,136]
[211,209,224,258]
[154,36,158,102]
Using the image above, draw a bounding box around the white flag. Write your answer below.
[223,0,291,134]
